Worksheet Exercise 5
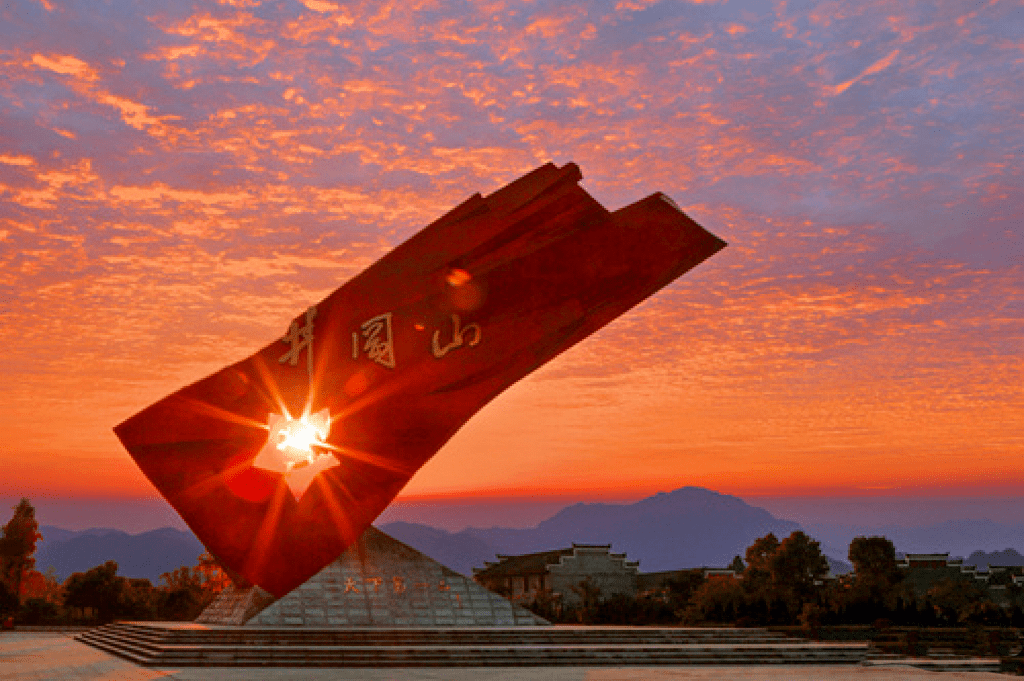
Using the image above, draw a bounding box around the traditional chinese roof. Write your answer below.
[473,548,576,577]
[901,553,951,562]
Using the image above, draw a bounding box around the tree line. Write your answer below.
[0,499,230,625]
[4,498,1023,628]
[523,531,1024,628]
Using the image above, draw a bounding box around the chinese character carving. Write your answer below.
[279,306,317,379]
[365,576,382,593]
[344,577,360,593]
[392,576,406,594]
[431,314,481,358]
[352,313,396,369]
[438,580,450,592]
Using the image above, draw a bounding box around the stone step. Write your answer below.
[863,658,1002,673]
[80,632,821,655]
[78,623,869,667]
[96,621,794,645]
[89,633,799,650]
[80,647,869,667]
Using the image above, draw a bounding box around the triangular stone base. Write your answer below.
[197,527,548,627]
[194,582,277,626]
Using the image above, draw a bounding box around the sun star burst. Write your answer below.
[252,408,337,501]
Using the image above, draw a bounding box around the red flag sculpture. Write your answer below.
[115,163,726,597]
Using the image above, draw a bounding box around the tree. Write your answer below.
[194,552,232,594]
[741,531,829,625]
[121,578,159,620]
[64,561,126,622]
[927,578,987,626]
[663,569,706,612]
[728,555,745,575]
[771,531,829,601]
[159,565,208,620]
[0,499,42,602]
[156,554,231,621]
[743,533,780,594]
[18,598,63,625]
[745,534,780,574]
[843,536,902,621]
[0,580,17,617]
[19,567,63,605]
[849,536,901,593]
[686,576,746,624]
[569,577,602,623]
[61,564,156,623]
[524,588,564,622]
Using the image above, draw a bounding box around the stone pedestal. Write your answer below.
[197,526,547,627]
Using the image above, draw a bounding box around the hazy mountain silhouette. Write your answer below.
[383,486,803,575]
[966,548,1024,568]
[35,526,205,583]
[379,522,500,576]
[37,526,119,548]
[58,486,1024,584]
[804,519,1024,560]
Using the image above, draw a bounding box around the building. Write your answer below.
[473,543,640,608]
[898,553,987,597]
[983,565,1024,606]
[897,553,1020,601]
[636,568,738,598]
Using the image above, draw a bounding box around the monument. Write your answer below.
[114,162,726,618]
[196,527,547,627]
[83,171,871,667]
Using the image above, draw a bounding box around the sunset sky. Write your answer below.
[1,0,1021,524]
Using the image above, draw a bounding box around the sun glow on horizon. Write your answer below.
[0,0,1020,502]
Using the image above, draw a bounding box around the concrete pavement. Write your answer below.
[0,632,1011,681]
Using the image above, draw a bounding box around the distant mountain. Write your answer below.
[803,519,1024,560]
[381,522,499,576]
[382,486,803,575]
[966,548,1024,568]
[826,556,852,576]
[55,486,1024,587]
[37,525,120,549]
[35,526,205,583]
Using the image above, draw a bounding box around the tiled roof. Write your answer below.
[474,548,575,577]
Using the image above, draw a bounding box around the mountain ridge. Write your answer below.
[384,486,806,575]
[35,525,205,583]
[33,486,1024,584]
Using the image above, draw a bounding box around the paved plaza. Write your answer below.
[0,632,1010,681]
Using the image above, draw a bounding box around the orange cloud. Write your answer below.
[0,0,1020,502]
[30,53,97,80]
[830,49,900,96]
[0,154,35,166]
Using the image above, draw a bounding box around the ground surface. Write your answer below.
[0,632,1010,681]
